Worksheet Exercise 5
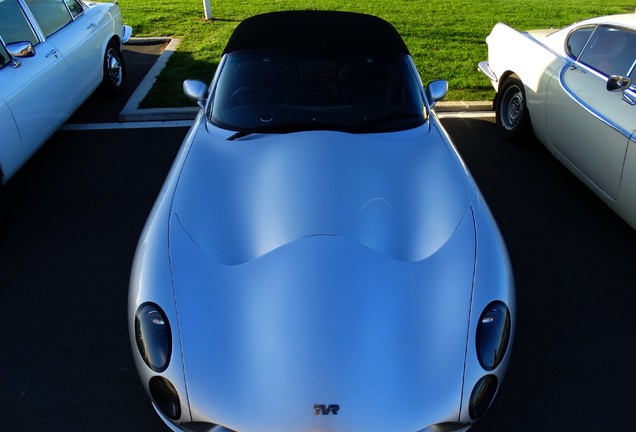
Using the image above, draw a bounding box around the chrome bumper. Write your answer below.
[121,25,133,44]
[478,60,497,83]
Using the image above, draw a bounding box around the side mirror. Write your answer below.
[6,41,35,59]
[607,75,632,92]
[183,79,209,109]
[425,80,448,107]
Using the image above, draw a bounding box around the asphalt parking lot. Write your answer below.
[1,45,635,431]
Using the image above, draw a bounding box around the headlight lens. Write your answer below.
[469,374,498,420]
[181,424,238,432]
[135,303,172,372]
[417,422,471,432]
[149,376,181,420]
[476,301,511,371]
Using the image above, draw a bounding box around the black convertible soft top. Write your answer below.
[223,11,410,55]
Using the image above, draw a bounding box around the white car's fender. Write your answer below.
[484,23,566,146]
[612,133,636,226]
[0,98,22,181]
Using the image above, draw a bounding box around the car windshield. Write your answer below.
[208,49,426,134]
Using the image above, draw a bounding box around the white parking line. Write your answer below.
[60,120,195,131]
[436,111,495,119]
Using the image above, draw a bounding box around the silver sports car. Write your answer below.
[129,11,515,432]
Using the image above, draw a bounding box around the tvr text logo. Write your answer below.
[313,404,340,415]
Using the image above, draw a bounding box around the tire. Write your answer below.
[101,41,126,97]
[495,75,529,140]
[0,179,6,240]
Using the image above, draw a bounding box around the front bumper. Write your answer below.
[121,25,133,44]
[477,61,497,83]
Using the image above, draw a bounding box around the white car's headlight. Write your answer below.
[135,303,172,372]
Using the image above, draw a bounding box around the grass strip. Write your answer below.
[118,0,634,107]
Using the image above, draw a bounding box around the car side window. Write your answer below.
[24,0,73,38]
[577,26,636,77]
[0,0,39,46]
[566,26,594,59]
[63,0,83,18]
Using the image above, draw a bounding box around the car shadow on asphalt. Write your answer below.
[66,42,169,125]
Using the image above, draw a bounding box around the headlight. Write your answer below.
[417,422,470,432]
[181,424,238,432]
[135,303,172,372]
[468,374,498,420]
[476,301,511,371]
[149,376,181,420]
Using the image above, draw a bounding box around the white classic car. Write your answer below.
[479,13,636,229]
[0,0,131,201]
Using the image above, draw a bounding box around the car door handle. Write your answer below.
[45,49,59,58]
[86,23,96,30]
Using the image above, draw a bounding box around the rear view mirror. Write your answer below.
[607,75,632,92]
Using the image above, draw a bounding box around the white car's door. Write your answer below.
[24,0,107,102]
[0,42,24,181]
[546,25,636,199]
[0,0,73,162]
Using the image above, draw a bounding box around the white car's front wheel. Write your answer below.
[496,75,529,140]
[101,41,126,96]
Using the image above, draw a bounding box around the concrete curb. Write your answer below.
[118,38,495,122]
[435,100,493,112]
[126,36,173,45]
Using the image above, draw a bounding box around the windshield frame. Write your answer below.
[206,49,427,135]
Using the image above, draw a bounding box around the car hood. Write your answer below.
[167,126,478,430]
[171,126,470,264]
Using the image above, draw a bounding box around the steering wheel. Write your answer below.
[231,86,279,104]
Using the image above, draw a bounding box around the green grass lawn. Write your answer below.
[118,0,634,107]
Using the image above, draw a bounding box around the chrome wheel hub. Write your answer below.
[107,50,123,86]
[500,85,524,130]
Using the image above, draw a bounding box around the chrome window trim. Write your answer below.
[20,0,76,40]
[63,0,85,20]
[627,59,636,77]
[564,24,597,60]
[558,62,635,140]
[16,0,46,44]
[573,24,636,79]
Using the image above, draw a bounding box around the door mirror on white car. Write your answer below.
[607,75,632,92]
[6,41,35,58]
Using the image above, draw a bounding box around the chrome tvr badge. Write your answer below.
[313,404,340,415]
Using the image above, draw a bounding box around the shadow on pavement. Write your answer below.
[66,42,169,124]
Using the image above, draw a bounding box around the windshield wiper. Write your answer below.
[227,121,345,140]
